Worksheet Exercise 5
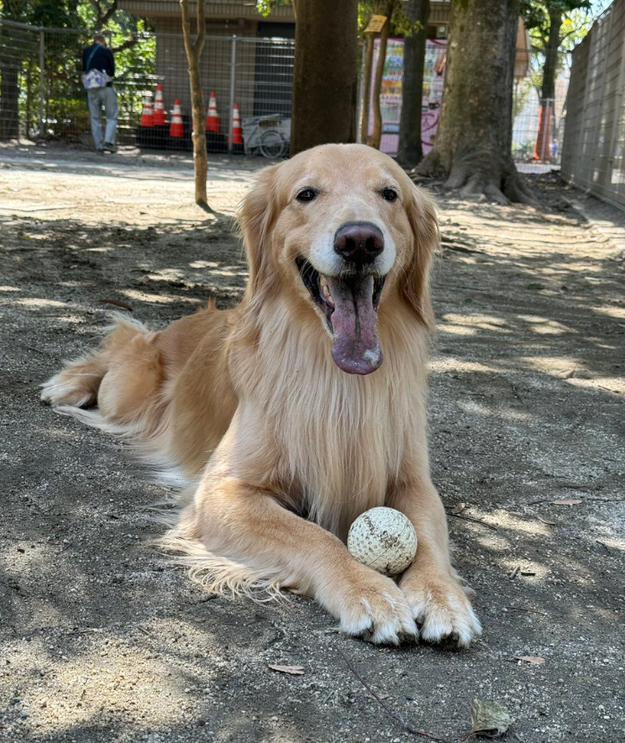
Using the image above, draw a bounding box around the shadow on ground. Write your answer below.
[0,165,623,743]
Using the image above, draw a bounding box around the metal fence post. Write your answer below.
[541,98,551,161]
[228,34,237,154]
[39,28,45,136]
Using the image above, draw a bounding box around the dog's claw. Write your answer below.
[400,577,482,647]
[331,573,418,645]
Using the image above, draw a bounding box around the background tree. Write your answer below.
[417,0,534,204]
[0,0,153,141]
[521,0,591,161]
[180,0,209,209]
[0,0,79,139]
[368,0,394,149]
[396,0,429,168]
[359,1,380,144]
[290,0,358,155]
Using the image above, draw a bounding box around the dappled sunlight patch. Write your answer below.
[457,399,532,421]
[525,322,569,336]
[120,289,198,305]
[438,311,513,335]
[429,358,497,374]
[0,542,70,580]
[437,323,477,336]
[17,298,67,309]
[189,260,219,269]
[565,376,625,395]
[590,305,625,320]
[0,285,20,292]
[516,315,579,334]
[517,355,586,376]
[490,509,554,538]
[2,626,213,736]
[208,268,238,277]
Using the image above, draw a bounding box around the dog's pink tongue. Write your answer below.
[326,275,383,375]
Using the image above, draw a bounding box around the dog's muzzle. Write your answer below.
[297,220,389,376]
[333,222,384,267]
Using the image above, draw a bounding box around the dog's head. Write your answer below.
[238,144,439,375]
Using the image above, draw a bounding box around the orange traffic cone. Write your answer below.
[169,99,183,138]
[140,93,154,127]
[153,84,167,126]
[231,103,243,145]
[205,91,220,133]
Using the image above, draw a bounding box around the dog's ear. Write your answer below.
[238,163,281,296]
[400,184,439,328]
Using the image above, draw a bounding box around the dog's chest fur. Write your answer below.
[235,306,429,538]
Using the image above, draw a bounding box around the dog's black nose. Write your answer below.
[334,222,384,265]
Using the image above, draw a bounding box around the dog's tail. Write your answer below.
[40,312,149,410]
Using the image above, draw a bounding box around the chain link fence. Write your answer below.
[0,18,294,153]
[0,17,570,170]
[512,60,569,174]
[562,1,625,208]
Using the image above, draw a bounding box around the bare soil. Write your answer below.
[0,144,624,743]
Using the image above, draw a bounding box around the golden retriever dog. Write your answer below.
[42,144,481,646]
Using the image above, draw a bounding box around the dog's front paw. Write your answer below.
[400,573,481,647]
[325,567,417,645]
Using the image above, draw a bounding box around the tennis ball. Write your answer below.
[347,507,418,576]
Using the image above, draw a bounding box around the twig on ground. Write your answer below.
[334,643,477,743]
[447,511,498,531]
[100,298,133,312]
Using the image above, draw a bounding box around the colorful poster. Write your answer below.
[368,38,447,156]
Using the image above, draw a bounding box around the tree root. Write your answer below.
[412,148,540,207]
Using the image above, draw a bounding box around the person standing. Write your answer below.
[82,33,118,153]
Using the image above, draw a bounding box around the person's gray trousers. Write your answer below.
[87,86,118,149]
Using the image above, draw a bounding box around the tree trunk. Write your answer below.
[180,0,210,210]
[396,0,429,168]
[291,0,358,155]
[368,1,394,149]
[533,5,562,161]
[359,32,375,143]
[417,0,534,204]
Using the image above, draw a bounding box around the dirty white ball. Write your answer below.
[347,507,417,576]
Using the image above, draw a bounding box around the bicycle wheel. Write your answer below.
[259,130,286,159]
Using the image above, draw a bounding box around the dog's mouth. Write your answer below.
[296,257,386,375]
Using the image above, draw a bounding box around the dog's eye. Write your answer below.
[381,188,398,202]
[296,188,317,203]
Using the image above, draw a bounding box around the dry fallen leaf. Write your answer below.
[100,298,133,312]
[267,664,305,675]
[452,502,467,515]
[470,698,513,737]
[514,655,545,665]
[537,515,557,525]
[559,368,576,379]
[551,499,583,506]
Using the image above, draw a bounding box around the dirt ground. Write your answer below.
[0,143,623,743]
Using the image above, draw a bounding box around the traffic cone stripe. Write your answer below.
[170,99,184,138]
[206,91,220,133]
[153,84,167,126]
[140,93,154,128]
[232,103,243,145]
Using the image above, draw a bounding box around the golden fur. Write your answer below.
[42,144,481,645]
